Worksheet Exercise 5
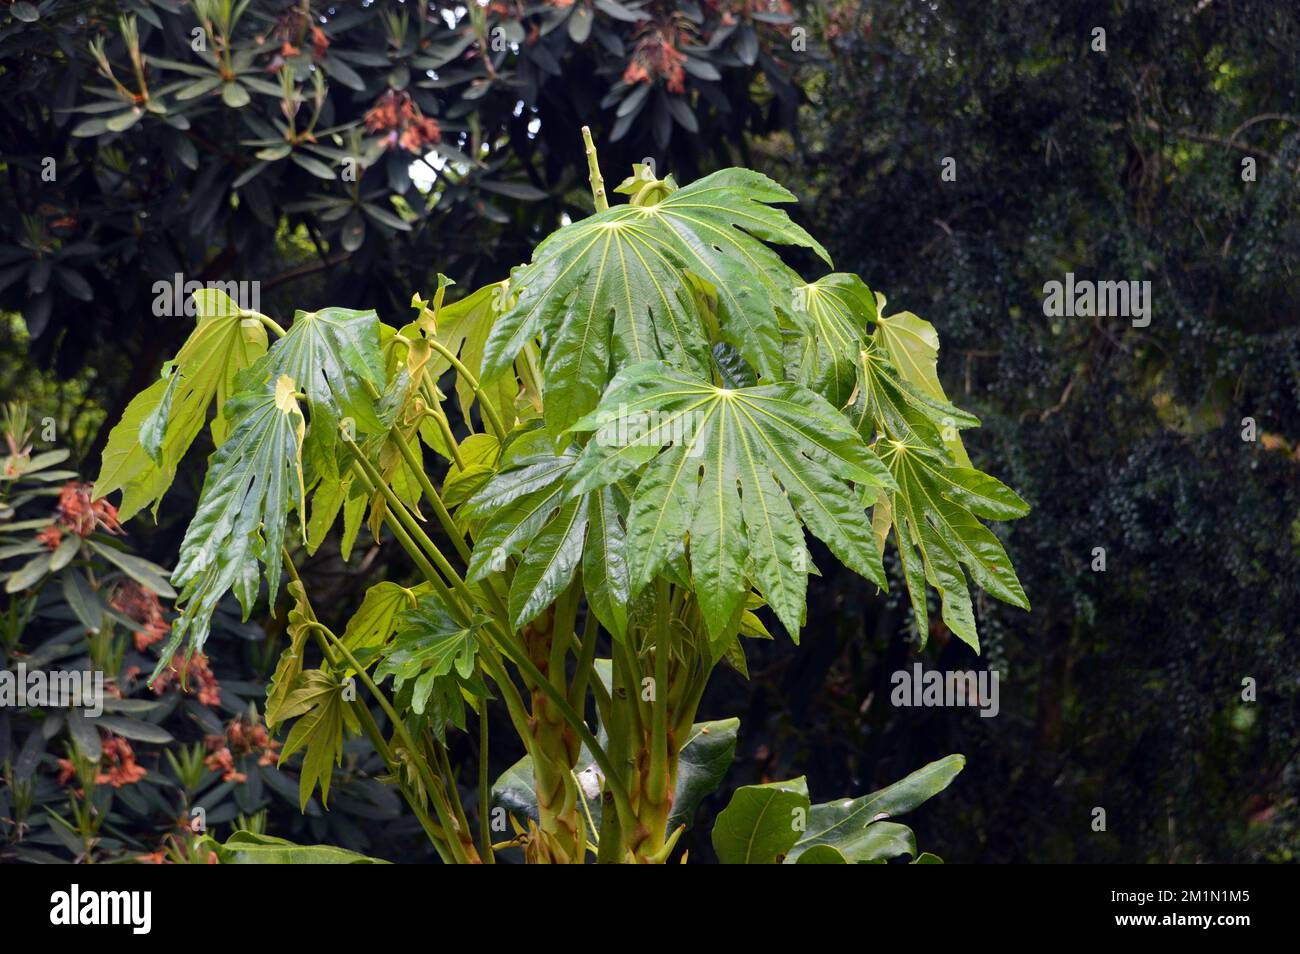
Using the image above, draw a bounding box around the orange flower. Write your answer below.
[55,482,122,538]
[365,90,440,153]
[153,652,221,706]
[204,715,280,781]
[311,25,330,57]
[60,733,147,793]
[35,524,64,551]
[623,24,688,94]
[203,746,246,783]
[98,735,147,787]
[110,579,171,651]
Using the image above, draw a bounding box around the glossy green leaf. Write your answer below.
[786,754,964,863]
[342,581,429,651]
[711,776,810,864]
[877,439,1028,650]
[569,362,895,640]
[245,306,385,482]
[277,669,348,811]
[210,830,387,864]
[788,272,875,406]
[94,289,267,520]
[159,374,306,677]
[481,168,830,436]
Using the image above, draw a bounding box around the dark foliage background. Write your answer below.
[2,0,1298,862]
[705,0,1300,864]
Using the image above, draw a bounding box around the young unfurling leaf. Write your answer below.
[156,373,306,678]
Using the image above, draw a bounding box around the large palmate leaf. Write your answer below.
[158,373,306,677]
[375,592,491,720]
[247,306,387,480]
[852,342,1028,650]
[787,272,876,407]
[873,297,972,466]
[94,289,267,520]
[342,581,432,651]
[567,362,895,641]
[876,438,1029,651]
[461,427,631,634]
[275,669,350,811]
[480,168,831,436]
[785,754,965,863]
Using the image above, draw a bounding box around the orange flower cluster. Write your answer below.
[36,524,63,551]
[55,481,122,538]
[204,716,280,783]
[623,24,689,93]
[140,829,219,864]
[110,579,171,651]
[152,652,221,706]
[364,90,441,153]
[58,733,147,791]
[265,5,330,60]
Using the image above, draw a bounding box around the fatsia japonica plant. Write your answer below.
[91,129,1029,864]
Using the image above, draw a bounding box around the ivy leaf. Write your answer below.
[158,374,307,678]
[94,289,267,520]
[711,776,810,864]
[481,168,830,436]
[568,362,895,641]
[786,754,964,863]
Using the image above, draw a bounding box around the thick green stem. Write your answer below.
[418,335,508,440]
[478,703,494,863]
[582,126,608,212]
[282,551,452,859]
[311,620,479,863]
[389,422,472,565]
